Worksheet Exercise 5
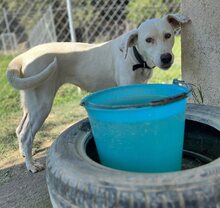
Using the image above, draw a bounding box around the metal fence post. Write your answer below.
[66,0,76,42]
[3,8,10,33]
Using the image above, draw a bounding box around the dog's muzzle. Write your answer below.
[160,53,173,69]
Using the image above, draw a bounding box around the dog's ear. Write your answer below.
[165,13,191,29]
[119,29,138,59]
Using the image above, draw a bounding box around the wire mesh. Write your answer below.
[0,0,181,113]
[0,0,180,50]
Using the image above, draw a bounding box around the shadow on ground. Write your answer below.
[0,151,52,208]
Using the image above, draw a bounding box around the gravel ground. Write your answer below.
[0,150,52,208]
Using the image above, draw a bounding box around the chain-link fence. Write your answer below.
[0,0,180,52]
[0,0,68,53]
[0,0,180,116]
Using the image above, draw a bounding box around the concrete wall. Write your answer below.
[181,0,220,106]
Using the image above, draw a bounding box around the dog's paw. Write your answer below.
[26,161,45,173]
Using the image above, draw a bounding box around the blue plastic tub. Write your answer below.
[81,84,191,173]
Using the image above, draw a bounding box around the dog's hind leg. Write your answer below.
[19,102,53,173]
[19,83,58,172]
[16,111,28,156]
[16,112,27,137]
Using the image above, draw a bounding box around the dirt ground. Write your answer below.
[0,103,86,208]
[0,148,52,208]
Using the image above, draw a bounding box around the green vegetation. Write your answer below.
[0,55,20,118]
[0,36,181,163]
[127,0,180,26]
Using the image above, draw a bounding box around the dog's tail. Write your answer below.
[6,57,57,90]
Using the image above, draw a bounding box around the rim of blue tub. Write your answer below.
[80,84,191,110]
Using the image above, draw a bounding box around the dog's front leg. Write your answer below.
[115,64,135,86]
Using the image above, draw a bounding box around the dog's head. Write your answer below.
[120,14,190,70]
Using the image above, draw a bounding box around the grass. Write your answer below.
[0,36,181,165]
[0,55,20,118]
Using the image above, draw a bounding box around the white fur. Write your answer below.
[6,13,190,173]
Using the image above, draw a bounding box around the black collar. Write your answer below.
[132,46,154,71]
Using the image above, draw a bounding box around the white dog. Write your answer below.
[7,14,190,173]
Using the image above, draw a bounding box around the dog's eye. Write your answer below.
[164,33,171,39]
[145,37,154,43]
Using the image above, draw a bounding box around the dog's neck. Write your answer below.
[132,46,154,71]
[128,46,155,71]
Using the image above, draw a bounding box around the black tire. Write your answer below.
[46,104,220,208]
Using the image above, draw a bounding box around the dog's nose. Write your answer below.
[160,53,172,64]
